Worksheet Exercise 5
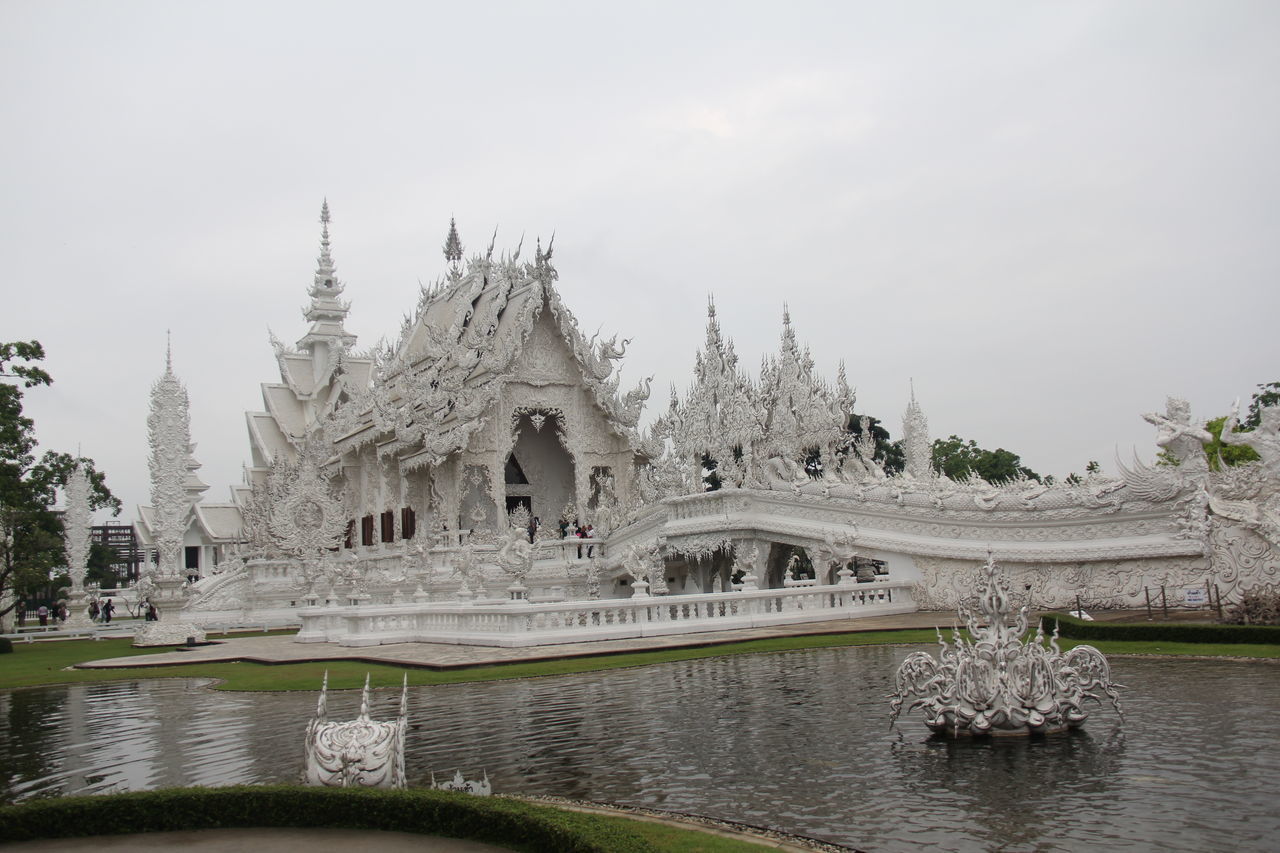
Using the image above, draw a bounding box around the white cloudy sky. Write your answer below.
[3,0,1278,518]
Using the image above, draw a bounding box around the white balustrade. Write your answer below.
[295,579,916,647]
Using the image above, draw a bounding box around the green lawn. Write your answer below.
[2,628,1277,693]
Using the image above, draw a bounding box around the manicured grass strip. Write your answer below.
[0,629,943,691]
[2,628,1277,693]
[0,785,759,852]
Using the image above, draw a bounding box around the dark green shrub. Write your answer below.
[1044,612,1280,645]
[0,637,12,654]
[0,786,660,852]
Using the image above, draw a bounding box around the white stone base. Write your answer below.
[133,622,208,647]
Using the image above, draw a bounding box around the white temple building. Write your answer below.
[139,202,1280,644]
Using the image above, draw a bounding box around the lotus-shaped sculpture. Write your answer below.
[890,557,1122,737]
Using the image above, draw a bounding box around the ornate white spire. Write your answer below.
[443,217,463,277]
[902,379,933,480]
[62,464,92,598]
[147,347,195,578]
[298,199,356,353]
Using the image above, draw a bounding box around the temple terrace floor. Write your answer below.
[70,610,1190,672]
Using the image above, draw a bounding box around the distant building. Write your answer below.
[90,521,144,583]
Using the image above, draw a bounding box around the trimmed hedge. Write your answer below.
[1044,612,1280,645]
[0,786,661,852]
[0,637,12,654]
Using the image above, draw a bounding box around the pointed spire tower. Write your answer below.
[443,217,463,278]
[902,380,933,480]
[148,345,196,579]
[297,200,358,357]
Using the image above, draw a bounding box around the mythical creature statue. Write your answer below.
[303,672,408,789]
[582,332,630,381]
[1142,396,1212,474]
[889,557,1123,737]
[495,522,534,583]
[614,375,653,427]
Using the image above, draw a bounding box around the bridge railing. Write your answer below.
[296,578,916,648]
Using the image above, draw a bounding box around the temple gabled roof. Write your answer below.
[326,227,651,468]
[245,202,375,473]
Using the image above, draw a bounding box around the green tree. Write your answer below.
[845,414,905,475]
[86,541,120,590]
[1245,381,1280,428]
[1202,415,1260,471]
[931,434,1041,484]
[1,341,120,621]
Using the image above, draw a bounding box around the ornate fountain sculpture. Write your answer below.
[889,557,1123,737]
[303,672,408,788]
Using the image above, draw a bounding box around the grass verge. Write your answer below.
[1,627,1277,693]
[0,785,780,852]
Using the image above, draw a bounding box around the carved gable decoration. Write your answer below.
[264,436,347,558]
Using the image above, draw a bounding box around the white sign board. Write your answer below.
[1184,588,1208,606]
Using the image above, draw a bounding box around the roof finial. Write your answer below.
[165,330,172,373]
[317,198,333,273]
[443,217,463,265]
[910,376,916,403]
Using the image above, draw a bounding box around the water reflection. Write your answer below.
[2,648,1278,852]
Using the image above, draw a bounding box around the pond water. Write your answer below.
[2,646,1278,852]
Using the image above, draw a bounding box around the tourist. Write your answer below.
[88,600,99,622]
[36,604,48,626]
[15,600,25,627]
[146,602,158,621]
[100,598,114,624]
[584,524,595,557]
[56,602,67,623]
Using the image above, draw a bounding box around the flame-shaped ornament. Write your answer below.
[889,558,1123,737]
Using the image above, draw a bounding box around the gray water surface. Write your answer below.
[2,645,1278,852]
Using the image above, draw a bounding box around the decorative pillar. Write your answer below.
[147,345,194,605]
[62,465,93,625]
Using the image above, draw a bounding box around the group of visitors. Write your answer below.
[86,598,116,623]
[554,518,595,558]
[26,601,68,626]
[13,596,159,628]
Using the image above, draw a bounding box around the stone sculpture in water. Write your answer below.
[889,557,1123,737]
[303,672,407,788]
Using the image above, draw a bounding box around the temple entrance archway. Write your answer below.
[506,411,576,527]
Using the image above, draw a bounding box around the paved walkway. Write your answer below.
[73,611,973,671]
[70,609,1185,672]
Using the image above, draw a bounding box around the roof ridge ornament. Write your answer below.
[443,217,463,278]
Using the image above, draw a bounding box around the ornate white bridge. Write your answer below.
[295,578,915,647]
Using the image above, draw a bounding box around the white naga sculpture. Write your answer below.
[889,557,1123,737]
[303,672,408,788]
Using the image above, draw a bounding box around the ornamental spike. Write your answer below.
[443,217,463,265]
[317,198,334,274]
[316,670,329,721]
[359,672,372,720]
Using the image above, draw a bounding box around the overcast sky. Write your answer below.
[3,0,1278,519]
